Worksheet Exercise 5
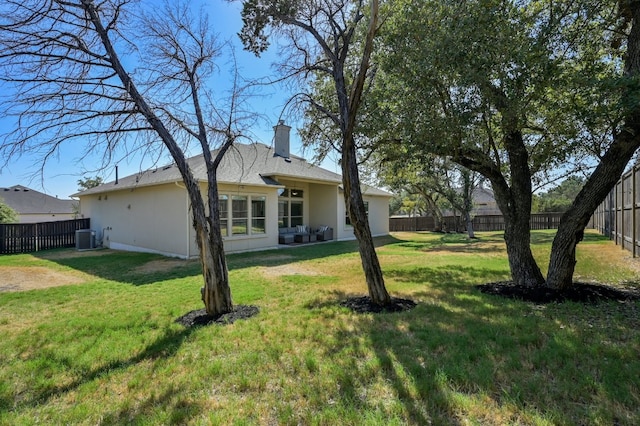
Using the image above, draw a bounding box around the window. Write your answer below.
[232,195,248,235]
[278,200,289,228]
[278,188,304,228]
[252,196,266,234]
[219,195,229,236]
[290,200,303,227]
[346,201,369,226]
[218,194,266,237]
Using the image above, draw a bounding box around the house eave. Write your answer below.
[262,173,341,186]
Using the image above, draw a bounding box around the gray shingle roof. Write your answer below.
[1,185,75,214]
[75,143,391,197]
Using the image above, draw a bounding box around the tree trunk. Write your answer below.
[546,2,640,289]
[491,127,545,287]
[503,212,545,286]
[186,177,233,316]
[342,137,391,306]
[461,169,475,238]
[82,1,233,316]
[198,221,233,315]
[202,164,233,315]
[464,211,475,239]
[422,191,444,232]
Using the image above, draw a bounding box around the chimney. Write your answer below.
[115,165,119,185]
[273,120,291,159]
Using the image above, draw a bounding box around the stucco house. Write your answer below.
[74,123,391,258]
[1,185,76,223]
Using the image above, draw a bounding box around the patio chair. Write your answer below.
[315,225,333,241]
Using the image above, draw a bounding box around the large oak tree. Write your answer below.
[376,0,640,288]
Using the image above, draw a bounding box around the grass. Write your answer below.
[0,229,639,425]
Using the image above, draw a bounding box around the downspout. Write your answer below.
[175,181,190,258]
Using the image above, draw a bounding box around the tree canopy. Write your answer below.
[77,177,104,192]
[0,0,248,315]
[372,0,639,288]
[0,197,18,224]
[536,176,586,213]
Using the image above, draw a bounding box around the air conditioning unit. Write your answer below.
[76,229,96,250]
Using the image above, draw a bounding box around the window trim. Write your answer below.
[278,187,304,229]
[218,193,268,238]
[345,200,369,227]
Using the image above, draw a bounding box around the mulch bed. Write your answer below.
[476,281,640,304]
[340,296,417,313]
[176,305,259,328]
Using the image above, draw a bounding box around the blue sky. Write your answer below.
[0,0,341,199]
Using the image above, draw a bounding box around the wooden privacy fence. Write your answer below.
[0,218,90,255]
[592,164,640,257]
[389,213,565,233]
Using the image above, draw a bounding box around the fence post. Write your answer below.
[615,181,619,246]
[634,165,638,258]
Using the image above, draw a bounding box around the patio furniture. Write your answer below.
[279,225,313,244]
[294,233,310,243]
[315,226,333,241]
[278,231,295,244]
[278,227,299,244]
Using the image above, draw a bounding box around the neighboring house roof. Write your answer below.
[75,143,391,197]
[1,185,75,214]
[473,187,497,205]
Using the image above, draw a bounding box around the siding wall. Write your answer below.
[79,180,390,257]
[80,183,190,257]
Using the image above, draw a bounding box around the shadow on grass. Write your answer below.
[391,232,504,253]
[386,265,508,286]
[97,385,198,426]
[8,325,198,421]
[227,234,401,269]
[312,268,638,424]
[32,235,402,286]
[32,250,201,286]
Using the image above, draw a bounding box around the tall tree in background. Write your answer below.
[238,0,392,305]
[0,0,245,315]
[0,197,18,224]
[536,176,586,213]
[378,0,628,288]
[77,177,104,192]
[377,149,480,237]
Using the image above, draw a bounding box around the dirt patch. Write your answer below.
[36,248,114,260]
[477,281,640,304]
[133,259,194,274]
[175,305,260,327]
[260,264,320,278]
[256,254,295,262]
[0,266,87,292]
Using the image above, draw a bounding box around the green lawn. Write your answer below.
[0,230,638,425]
